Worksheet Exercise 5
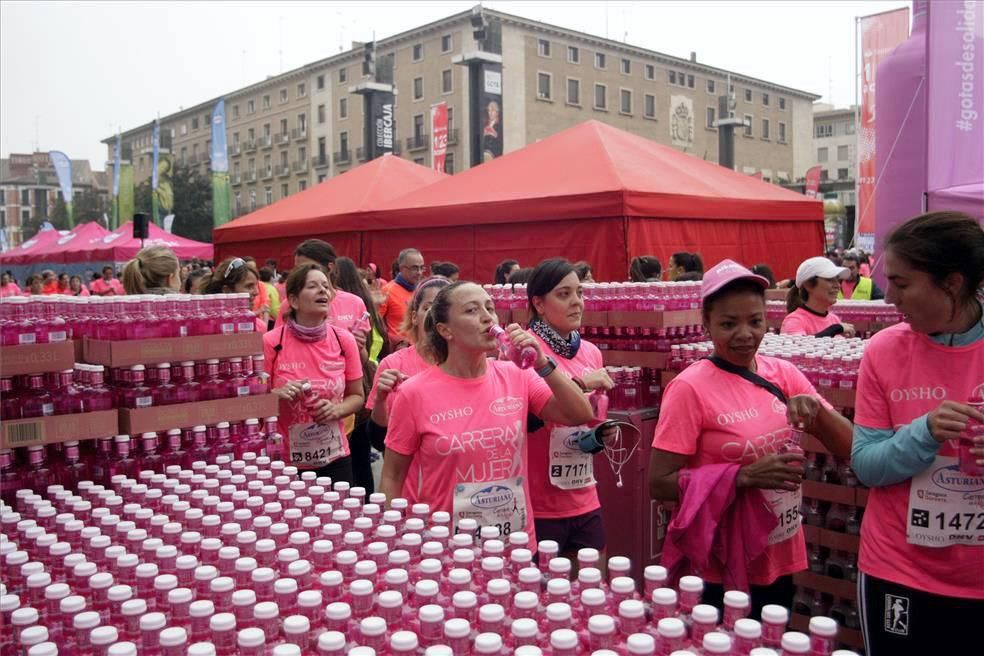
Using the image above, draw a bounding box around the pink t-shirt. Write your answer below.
[263,325,364,464]
[527,334,605,519]
[854,322,984,599]
[385,360,553,540]
[780,307,842,336]
[0,283,22,298]
[90,278,124,295]
[652,355,831,586]
[366,346,433,412]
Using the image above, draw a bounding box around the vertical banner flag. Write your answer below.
[431,102,448,172]
[119,163,134,227]
[151,120,161,224]
[368,92,396,158]
[479,62,503,163]
[211,99,232,228]
[927,0,984,220]
[805,166,823,198]
[858,8,910,250]
[111,134,121,230]
[48,151,75,228]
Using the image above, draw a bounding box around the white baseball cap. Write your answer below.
[795,257,850,288]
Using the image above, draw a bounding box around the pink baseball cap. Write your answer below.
[700,259,770,299]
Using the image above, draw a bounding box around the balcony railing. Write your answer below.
[447,128,459,145]
[259,135,273,149]
[278,166,291,178]
[293,160,310,173]
[311,156,330,169]
[230,143,242,156]
[243,140,257,153]
[261,166,273,180]
[333,150,351,165]
[231,174,242,185]
[291,127,307,141]
[245,170,257,182]
[406,134,429,152]
[275,133,290,146]
[356,147,369,162]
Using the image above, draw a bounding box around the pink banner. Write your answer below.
[858,8,910,245]
[927,0,984,220]
[804,166,822,198]
[431,102,448,173]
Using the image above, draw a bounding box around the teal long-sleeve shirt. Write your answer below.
[851,304,984,488]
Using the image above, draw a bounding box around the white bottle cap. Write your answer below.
[780,632,811,653]
[324,602,352,620]
[651,587,678,606]
[360,616,386,637]
[444,618,471,639]
[588,614,616,634]
[546,602,572,621]
[546,578,571,596]
[317,632,347,651]
[809,616,838,638]
[518,566,541,584]
[657,617,686,638]
[390,630,418,650]
[627,633,656,655]
[513,648,542,656]
[274,578,298,595]
[513,590,539,610]
[253,601,279,619]
[724,590,750,608]
[237,627,265,648]
[610,576,635,594]
[644,564,667,582]
[418,604,444,622]
[28,643,60,656]
[377,590,403,609]
[581,588,607,607]
[619,599,645,619]
[168,587,193,604]
[734,618,762,639]
[187,643,216,656]
[678,575,703,592]
[761,604,789,624]
[139,612,167,630]
[550,629,578,649]
[283,615,310,635]
[159,627,187,647]
[20,626,50,646]
[350,579,374,597]
[749,650,781,656]
[72,610,101,630]
[703,632,733,654]
[691,603,718,624]
[474,633,503,654]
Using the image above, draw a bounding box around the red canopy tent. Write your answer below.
[213,155,447,266]
[78,221,214,263]
[358,120,824,282]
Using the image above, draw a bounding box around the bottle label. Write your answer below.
[48,331,68,342]
[221,323,236,334]
[237,386,252,397]
[548,426,596,490]
[136,396,153,408]
[42,403,55,416]
[906,455,984,548]
[18,333,36,345]
[238,322,255,333]
[180,325,189,337]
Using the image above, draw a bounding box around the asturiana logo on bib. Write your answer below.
[469,485,514,509]
[489,396,523,416]
[931,464,984,493]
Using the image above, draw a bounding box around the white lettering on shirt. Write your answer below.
[889,386,947,403]
[434,420,523,456]
[715,407,761,426]
[429,406,474,424]
[720,428,786,463]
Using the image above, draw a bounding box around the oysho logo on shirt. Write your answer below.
[429,406,474,424]
[468,484,514,510]
[716,407,760,426]
[889,386,946,403]
[489,396,524,416]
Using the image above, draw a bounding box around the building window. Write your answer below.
[567,46,579,64]
[687,74,694,88]
[762,92,770,106]
[447,107,454,132]
[706,79,716,94]
[262,94,270,109]
[744,88,752,102]
[743,114,753,137]
[412,43,423,61]
[594,83,607,110]
[298,113,306,133]
[537,39,551,57]
[441,69,453,94]
[413,114,424,139]
[317,104,326,124]
[761,118,770,139]
[339,98,348,119]
[620,58,631,75]
[247,100,256,114]
[263,124,271,138]
[281,183,289,198]
[318,137,327,161]
[837,168,849,180]
[668,70,676,85]
[340,131,349,155]
[706,107,716,128]
[778,122,787,143]
[413,77,423,100]
[441,34,452,53]
[820,169,829,181]
[779,96,786,111]
[318,175,326,183]
[846,122,856,135]
[22,208,30,222]
[566,78,580,105]
[299,180,307,191]
[20,189,29,205]
[278,88,287,103]
[233,104,240,119]
[445,152,455,174]
[537,72,552,100]
[180,123,188,136]
[191,117,199,130]
[815,124,833,138]
[645,64,655,80]
[265,187,273,205]
[837,145,849,161]
[818,147,829,162]
[414,158,425,165]
[644,94,656,119]
[594,52,606,69]
[297,83,306,98]
[317,74,325,90]
[619,89,632,114]
[338,67,347,83]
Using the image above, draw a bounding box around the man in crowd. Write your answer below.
[378,247,424,346]
[90,265,125,295]
[839,251,884,300]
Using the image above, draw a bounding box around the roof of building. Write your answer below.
[103,6,819,144]
[0,156,105,188]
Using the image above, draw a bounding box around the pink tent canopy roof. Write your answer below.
[79,221,214,262]
[45,221,112,263]
[1,229,69,266]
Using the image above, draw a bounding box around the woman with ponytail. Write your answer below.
[121,245,181,295]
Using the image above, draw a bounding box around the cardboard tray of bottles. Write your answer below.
[118,393,280,436]
[83,333,265,368]
[659,371,857,410]
[0,341,77,377]
[1,410,119,450]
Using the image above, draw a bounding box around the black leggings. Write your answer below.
[298,455,353,486]
[348,423,375,494]
[859,571,984,655]
[702,574,795,620]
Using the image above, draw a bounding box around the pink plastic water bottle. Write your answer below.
[549,628,579,656]
[959,401,984,476]
[808,616,838,656]
[734,618,762,656]
[489,325,537,369]
[417,604,446,648]
[760,604,788,648]
[690,604,719,649]
[723,590,751,631]
[209,612,238,656]
[587,614,617,651]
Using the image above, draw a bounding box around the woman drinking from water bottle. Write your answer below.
[263,264,365,483]
[379,281,593,540]
[648,259,853,614]
[524,258,615,558]
[850,212,984,654]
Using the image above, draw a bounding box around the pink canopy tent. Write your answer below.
[78,221,214,263]
[0,229,68,267]
[45,221,112,264]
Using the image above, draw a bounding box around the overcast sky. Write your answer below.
[1,0,907,169]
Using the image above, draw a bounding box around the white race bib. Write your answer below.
[453,478,527,538]
[763,488,801,545]
[289,421,344,468]
[548,426,596,490]
[906,456,984,548]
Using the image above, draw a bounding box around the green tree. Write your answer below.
[133,164,213,243]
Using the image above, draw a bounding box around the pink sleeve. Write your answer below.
[336,329,364,382]
[780,311,808,336]
[365,354,391,411]
[651,379,704,455]
[526,369,553,416]
[854,349,892,429]
[778,361,833,410]
[384,389,420,456]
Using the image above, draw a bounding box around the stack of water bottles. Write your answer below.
[765,300,901,337]
[0,293,258,345]
[0,455,862,656]
[487,282,704,315]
